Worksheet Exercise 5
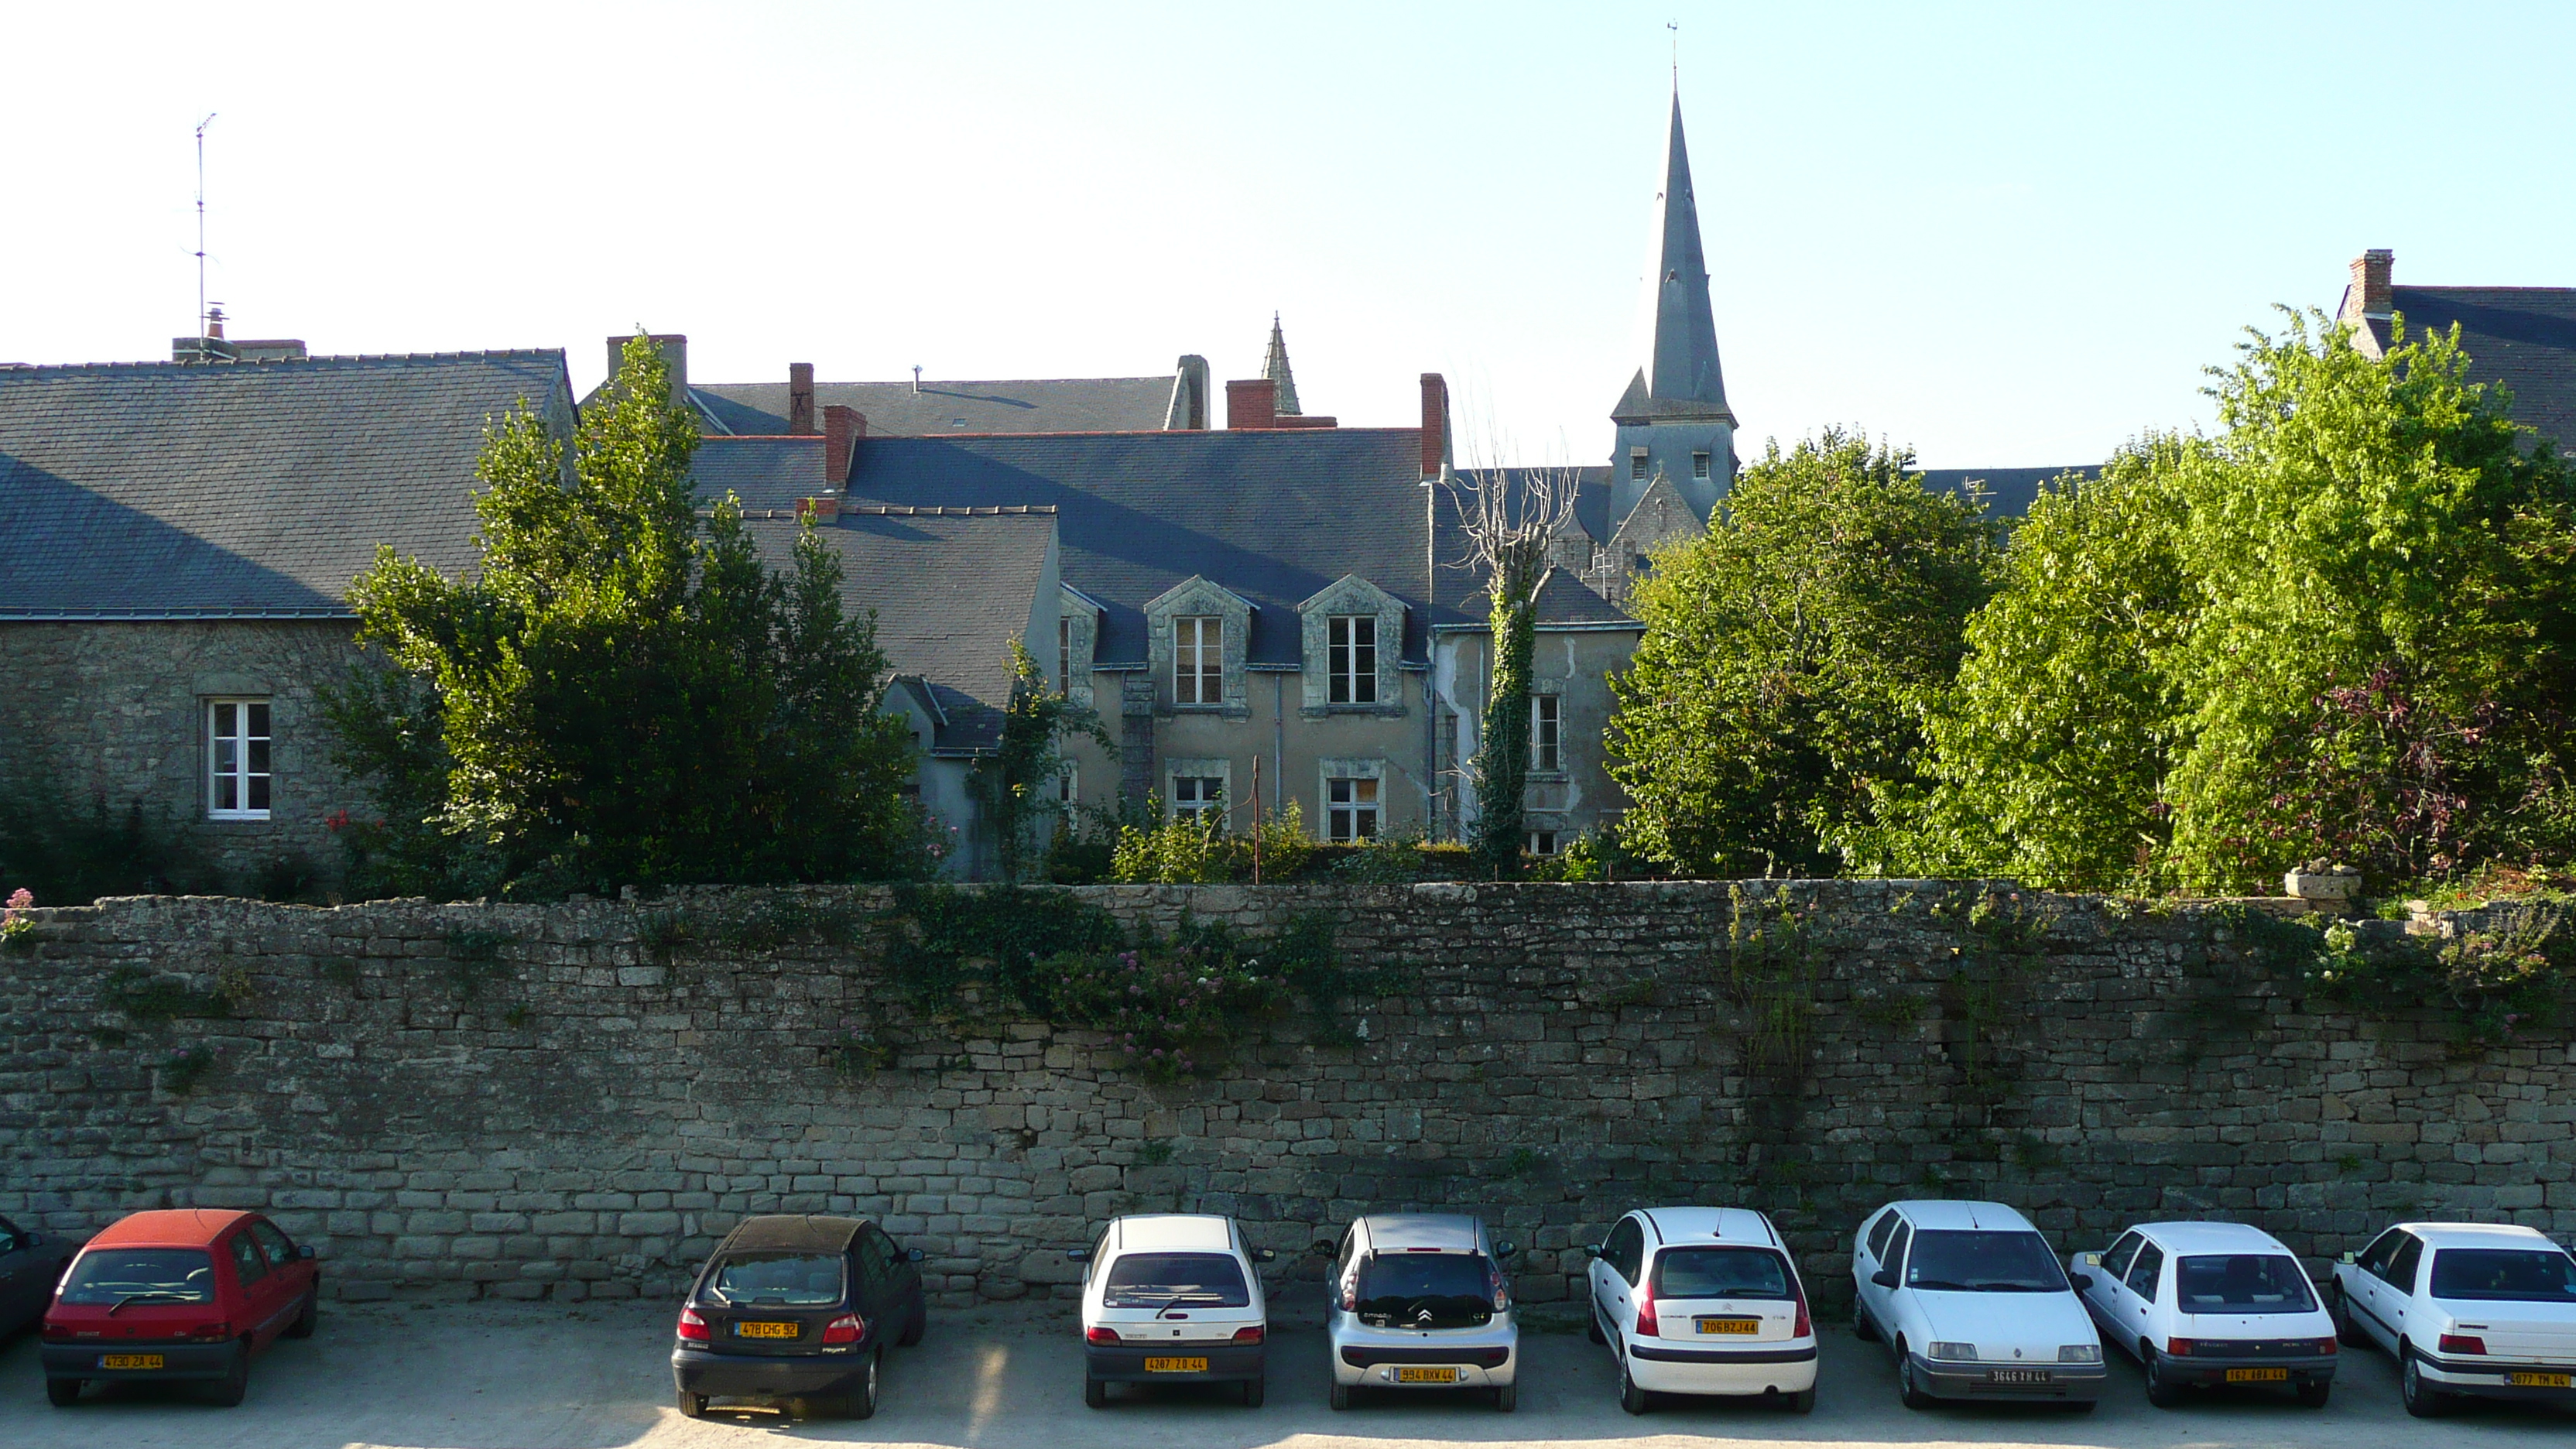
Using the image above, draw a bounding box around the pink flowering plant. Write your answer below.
[0,887,33,949]
[1040,940,1290,1081]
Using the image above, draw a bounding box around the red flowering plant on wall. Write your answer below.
[1037,939,1291,1082]
[0,887,34,951]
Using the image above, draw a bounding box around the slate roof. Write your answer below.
[841,429,1447,666]
[1912,465,2099,519]
[1452,565,1636,632]
[0,351,570,618]
[691,375,1180,438]
[690,436,825,512]
[2373,286,2576,450]
[738,505,1056,755]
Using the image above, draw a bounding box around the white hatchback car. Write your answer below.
[1323,1214,1519,1411]
[2074,1220,2338,1407]
[1583,1206,1817,1414]
[2331,1220,2576,1417]
[1851,1200,2105,1409]
[1068,1214,1273,1408]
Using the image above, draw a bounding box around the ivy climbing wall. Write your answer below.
[0,881,2566,1311]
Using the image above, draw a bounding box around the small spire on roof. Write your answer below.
[1262,313,1302,417]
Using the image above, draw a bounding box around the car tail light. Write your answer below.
[676,1307,710,1343]
[1338,1277,1356,1313]
[39,1321,70,1341]
[2167,1338,2196,1357]
[1632,1285,1660,1338]
[2440,1334,2486,1355]
[1086,1326,1121,1345]
[1488,1259,1510,1314]
[1791,1291,1811,1339]
[1231,1325,1264,1344]
[2319,1337,2338,1355]
[187,1321,233,1341]
[822,1314,864,1345]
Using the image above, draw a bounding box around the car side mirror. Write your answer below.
[907,1249,924,1263]
[1254,1249,1276,1263]
[1581,1244,1602,1259]
[298,1245,316,1261]
[2339,1252,2357,1266]
[1065,1248,1089,1262]
[1872,1268,1899,1289]
[1309,1241,1335,1258]
[1493,1241,1516,1259]
[2068,1271,2094,1291]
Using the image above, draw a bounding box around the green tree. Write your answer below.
[323,334,923,896]
[1456,465,1578,874]
[1608,429,2000,877]
[971,640,1111,881]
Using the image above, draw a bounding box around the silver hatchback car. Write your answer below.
[1324,1214,1519,1411]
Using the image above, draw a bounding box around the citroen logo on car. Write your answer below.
[1414,1309,1433,1325]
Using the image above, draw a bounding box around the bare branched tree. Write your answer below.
[1447,409,1581,873]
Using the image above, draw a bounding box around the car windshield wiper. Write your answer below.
[1967,1281,2055,1292]
[1904,1279,1974,1291]
[107,1291,193,1314]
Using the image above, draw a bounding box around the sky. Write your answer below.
[5,2,2572,468]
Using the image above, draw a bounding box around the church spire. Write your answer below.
[1646,91,1728,414]
[1262,313,1303,417]
[1607,89,1736,529]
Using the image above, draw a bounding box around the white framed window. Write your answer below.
[1174,615,1221,705]
[1327,615,1377,704]
[1691,450,1711,480]
[1326,776,1380,841]
[1530,830,1559,856]
[1172,775,1224,824]
[1530,694,1561,772]
[207,698,272,819]
[1059,615,1074,695]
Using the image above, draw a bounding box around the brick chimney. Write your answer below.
[1227,378,1278,430]
[823,404,865,485]
[797,495,840,522]
[1419,373,1450,478]
[787,363,816,435]
[2346,249,2394,320]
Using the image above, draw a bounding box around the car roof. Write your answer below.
[1110,1214,1235,1253]
[2132,1221,2292,1255]
[1637,1207,1780,1249]
[1888,1201,2036,1233]
[718,1214,871,1255]
[2398,1222,2562,1251]
[86,1208,254,1249]
[1358,1214,1482,1252]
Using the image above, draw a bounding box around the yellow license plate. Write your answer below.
[101,1354,164,1370]
[734,1321,799,1339]
[2225,1367,2288,1383]
[2509,1372,2573,1388]
[1143,1356,1208,1372]
[1396,1366,1460,1383]
[1697,1317,1761,1334]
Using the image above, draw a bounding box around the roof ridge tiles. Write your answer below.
[1,348,566,374]
[860,426,1423,441]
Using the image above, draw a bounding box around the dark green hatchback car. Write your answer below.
[672,1214,927,1420]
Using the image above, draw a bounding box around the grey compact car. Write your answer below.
[1323,1214,1519,1411]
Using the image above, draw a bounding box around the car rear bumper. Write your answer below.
[1911,1353,2107,1400]
[1334,1341,1516,1388]
[1084,1341,1265,1383]
[2161,1352,2337,1388]
[42,1341,238,1382]
[2418,1357,2576,1400]
[1626,1338,1818,1396]
[672,1345,871,1399]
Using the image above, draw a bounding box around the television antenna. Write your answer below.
[194,114,217,337]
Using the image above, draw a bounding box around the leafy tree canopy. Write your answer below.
[1608,428,2001,877]
[323,334,924,896]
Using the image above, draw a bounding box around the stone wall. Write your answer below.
[0,882,2565,1313]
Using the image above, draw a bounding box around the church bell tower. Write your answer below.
[1608,92,1735,527]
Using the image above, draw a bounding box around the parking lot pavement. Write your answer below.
[6,1301,2574,1449]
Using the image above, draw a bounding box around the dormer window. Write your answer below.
[1327,615,1377,704]
[1174,616,1221,705]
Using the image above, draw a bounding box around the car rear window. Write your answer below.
[1652,1247,1794,1300]
[1101,1252,1251,1309]
[1358,1252,1495,1328]
[1904,1231,2069,1293]
[708,1251,844,1307]
[2175,1253,2317,1314]
[2429,1249,2576,1303]
[60,1248,217,1305]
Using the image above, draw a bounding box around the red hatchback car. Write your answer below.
[40,1208,320,1407]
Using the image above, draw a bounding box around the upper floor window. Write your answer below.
[1174,615,1221,705]
[1691,450,1711,481]
[1530,694,1560,772]
[1326,776,1379,841]
[207,699,271,819]
[1059,615,1074,695]
[1327,615,1377,704]
[1057,763,1078,807]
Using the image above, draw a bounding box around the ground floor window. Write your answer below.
[1171,773,1225,824]
[1057,763,1078,806]
[1529,830,1559,856]
[207,698,271,819]
[1327,776,1380,841]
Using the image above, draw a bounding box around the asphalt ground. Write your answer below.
[5,1300,2573,1448]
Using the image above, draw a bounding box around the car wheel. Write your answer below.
[2297,1379,2332,1409]
[1495,1382,1516,1413]
[1897,1346,1937,1410]
[1329,1380,1350,1411]
[844,1347,881,1420]
[1586,1307,1606,1345]
[1243,1375,1265,1407]
[677,1388,707,1419]
[2332,1285,2368,1348]
[2401,1349,2451,1418]
[285,1289,319,1340]
[1619,1356,1648,1414]
[2143,1347,2185,1408]
[207,1340,251,1407]
[898,1299,926,1347]
[1854,1306,1880,1341]
[1787,1387,1816,1414]
[44,1378,80,1407]
[1084,1375,1107,1409]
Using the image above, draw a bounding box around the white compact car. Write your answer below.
[1583,1206,1817,1414]
[1068,1214,1273,1408]
[1323,1214,1519,1411]
[2331,1220,2576,1417]
[1851,1199,2105,1408]
[2074,1220,2338,1407]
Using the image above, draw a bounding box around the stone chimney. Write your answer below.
[787,363,816,435]
[605,334,689,409]
[1227,378,1278,430]
[1420,373,1450,478]
[2346,249,2394,320]
[823,404,865,485]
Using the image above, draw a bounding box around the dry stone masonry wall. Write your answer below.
[0,882,2567,1313]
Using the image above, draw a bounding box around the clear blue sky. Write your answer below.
[6,2,2570,468]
